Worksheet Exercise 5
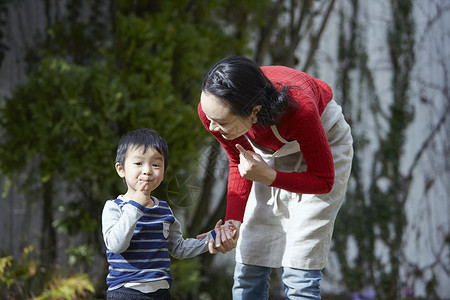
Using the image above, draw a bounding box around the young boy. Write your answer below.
[102,128,234,299]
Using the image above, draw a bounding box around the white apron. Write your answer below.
[235,100,354,270]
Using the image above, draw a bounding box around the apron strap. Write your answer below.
[270,125,289,144]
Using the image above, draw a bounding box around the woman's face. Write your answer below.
[200,92,255,140]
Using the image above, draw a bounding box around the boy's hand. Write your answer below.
[132,177,152,207]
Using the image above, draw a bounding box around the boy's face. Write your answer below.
[115,145,165,196]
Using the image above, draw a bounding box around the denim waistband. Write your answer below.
[115,286,169,296]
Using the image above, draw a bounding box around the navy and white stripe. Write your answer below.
[105,198,175,291]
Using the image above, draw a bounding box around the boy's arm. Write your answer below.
[102,200,144,253]
[168,217,216,259]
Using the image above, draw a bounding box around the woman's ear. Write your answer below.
[251,105,262,124]
[252,105,262,116]
[115,162,125,178]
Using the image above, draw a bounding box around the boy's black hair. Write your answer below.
[115,128,169,172]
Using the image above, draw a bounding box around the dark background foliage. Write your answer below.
[0,0,448,299]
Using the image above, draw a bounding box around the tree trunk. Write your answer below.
[40,178,56,271]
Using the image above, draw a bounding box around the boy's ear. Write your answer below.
[115,162,125,178]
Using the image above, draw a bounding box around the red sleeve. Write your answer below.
[197,102,253,222]
[271,94,334,194]
[261,66,335,194]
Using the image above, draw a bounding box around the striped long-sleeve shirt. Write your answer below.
[102,195,213,292]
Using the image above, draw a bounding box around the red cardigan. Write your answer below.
[198,66,335,221]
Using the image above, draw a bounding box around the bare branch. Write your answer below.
[254,0,284,64]
[416,2,450,50]
[302,0,336,72]
[285,0,313,66]
[405,51,450,182]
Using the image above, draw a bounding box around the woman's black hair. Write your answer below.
[201,56,291,126]
[116,128,169,172]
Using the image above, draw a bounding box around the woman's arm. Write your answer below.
[198,102,253,222]
[273,98,335,194]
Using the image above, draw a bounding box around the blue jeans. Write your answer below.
[232,262,322,300]
[107,286,171,300]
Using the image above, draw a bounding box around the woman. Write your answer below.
[198,56,353,299]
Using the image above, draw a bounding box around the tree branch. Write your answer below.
[254,0,284,64]
[404,102,450,183]
[302,0,336,72]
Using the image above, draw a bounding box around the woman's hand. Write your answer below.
[197,219,241,254]
[236,144,276,185]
